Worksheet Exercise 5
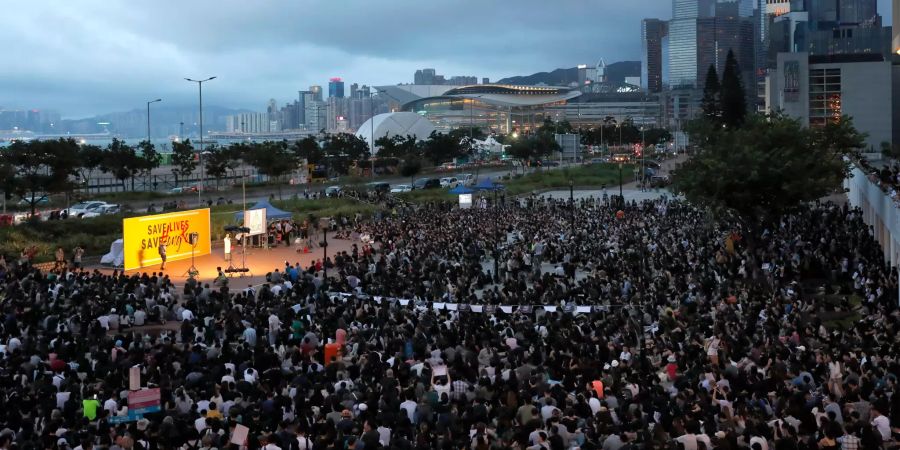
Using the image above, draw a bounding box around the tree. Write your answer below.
[701,64,721,123]
[322,133,370,175]
[203,145,230,190]
[672,113,862,240]
[136,140,162,177]
[292,136,324,164]
[243,141,299,199]
[420,131,470,165]
[171,139,197,185]
[0,139,80,215]
[399,158,423,185]
[720,50,746,128]
[100,139,143,191]
[78,144,105,188]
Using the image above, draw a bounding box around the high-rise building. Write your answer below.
[225,112,272,133]
[309,85,323,102]
[697,2,755,83]
[448,75,478,85]
[326,97,350,131]
[414,68,437,84]
[305,101,327,132]
[350,83,359,100]
[482,77,490,84]
[642,19,669,92]
[329,78,345,98]
[666,0,754,89]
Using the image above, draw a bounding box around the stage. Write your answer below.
[96,238,356,287]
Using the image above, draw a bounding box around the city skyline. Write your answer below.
[2,1,893,120]
[0,0,687,118]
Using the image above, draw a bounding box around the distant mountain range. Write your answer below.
[496,61,641,86]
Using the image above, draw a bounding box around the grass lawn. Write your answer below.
[395,190,457,203]
[501,163,632,195]
[0,215,124,263]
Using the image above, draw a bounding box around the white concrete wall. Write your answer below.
[844,165,900,269]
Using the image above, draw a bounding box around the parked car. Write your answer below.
[169,186,198,194]
[458,173,476,186]
[440,177,459,188]
[390,184,412,193]
[325,186,342,197]
[365,181,391,194]
[65,201,105,218]
[81,203,121,218]
[413,177,441,190]
[17,194,49,206]
[540,160,560,167]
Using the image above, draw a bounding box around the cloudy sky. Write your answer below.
[1,0,892,118]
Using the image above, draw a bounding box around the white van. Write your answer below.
[458,173,476,186]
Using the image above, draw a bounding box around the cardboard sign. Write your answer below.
[129,366,141,391]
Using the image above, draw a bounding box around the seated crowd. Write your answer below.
[0,196,898,450]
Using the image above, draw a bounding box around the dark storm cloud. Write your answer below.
[0,0,890,118]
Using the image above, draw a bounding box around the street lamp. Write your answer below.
[569,179,575,236]
[185,76,216,201]
[198,151,211,205]
[618,162,624,208]
[640,125,646,191]
[146,99,161,143]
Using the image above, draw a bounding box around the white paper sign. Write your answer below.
[243,208,267,236]
[230,424,250,445]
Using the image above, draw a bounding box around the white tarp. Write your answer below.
[100,239,124,267]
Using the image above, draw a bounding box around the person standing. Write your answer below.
[54,247,65,271]
[72,246,84,269]
[158,240,167,270]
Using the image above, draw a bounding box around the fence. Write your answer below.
[80,169,287,194]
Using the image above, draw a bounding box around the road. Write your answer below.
[118,165,536,212]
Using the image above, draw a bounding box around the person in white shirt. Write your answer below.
[871,406,892,442]
[181,308,194,322]
[194,412,208,433]
[400,394,417,424]
[103,396,118,416]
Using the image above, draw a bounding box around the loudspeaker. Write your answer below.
[188,232,200,246]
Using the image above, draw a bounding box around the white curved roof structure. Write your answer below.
[356,112,436,154]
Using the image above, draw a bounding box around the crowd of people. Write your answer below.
[1,194,899,450]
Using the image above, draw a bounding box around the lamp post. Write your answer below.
[618,162,624,208]
[198,151,211,205]
[185,76,216,201]
[640,125,646,191]
[146,99,161,143]
[569,179,575,236]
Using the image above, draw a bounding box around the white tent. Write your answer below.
[100,239,124,267]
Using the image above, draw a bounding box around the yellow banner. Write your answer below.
[122,209,211,271]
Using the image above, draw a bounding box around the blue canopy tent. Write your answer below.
[448,185,474,195]
[473,177,504,191]
[233,200,292,222]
